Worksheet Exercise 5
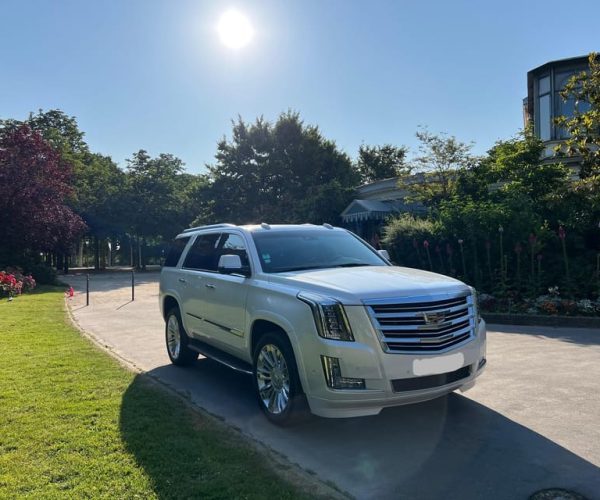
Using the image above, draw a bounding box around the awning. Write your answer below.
[340,199,399,223]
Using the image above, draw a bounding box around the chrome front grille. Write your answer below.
[365,292,475,353]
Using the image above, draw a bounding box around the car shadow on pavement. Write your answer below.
[120,360,600,500]
[489,324,600,347]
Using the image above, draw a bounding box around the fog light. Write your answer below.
[321,356,365,389]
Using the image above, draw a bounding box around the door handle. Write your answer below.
[178,278,187,283]
[205,283,216,289]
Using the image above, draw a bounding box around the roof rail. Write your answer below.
[182,223,236,233]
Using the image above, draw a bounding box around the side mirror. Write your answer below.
[378,249,391,261]
[217,254,250,277]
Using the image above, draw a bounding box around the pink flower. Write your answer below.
[423,240,429,249]
[558,226,566,240]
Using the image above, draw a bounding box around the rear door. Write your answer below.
[178,232,221,339]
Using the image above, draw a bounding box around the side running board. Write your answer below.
[188,338,253,375]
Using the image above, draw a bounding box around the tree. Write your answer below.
[402,129,477,209]
[206,111,359,224]
[72,153,128,269]
[357,144,409,184]
[0,125,86,266]
[125,150,192,267]
[471,129,570,207]
[554,52,600,178]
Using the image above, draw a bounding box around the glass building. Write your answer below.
[524,55,591,161]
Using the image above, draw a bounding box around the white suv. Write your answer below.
[159,223,486,424]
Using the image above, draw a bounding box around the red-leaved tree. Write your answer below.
[0,124,86,262]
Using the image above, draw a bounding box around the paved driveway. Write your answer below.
[66,271,600,500]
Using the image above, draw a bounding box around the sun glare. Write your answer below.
[217,9,254,50]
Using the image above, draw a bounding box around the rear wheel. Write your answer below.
[253,332,303,425]
[165,307,198,366]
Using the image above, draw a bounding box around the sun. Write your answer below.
[217,9,254,50]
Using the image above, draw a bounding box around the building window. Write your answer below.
[534,65,589,142]
[538,75,551,141]
[555,70,591,139]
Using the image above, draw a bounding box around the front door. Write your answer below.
[199,232,250,356]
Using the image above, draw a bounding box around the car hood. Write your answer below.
[266,265,470,304]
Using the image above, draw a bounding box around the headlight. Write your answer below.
[298,292,354,341]
[469,286,481,324]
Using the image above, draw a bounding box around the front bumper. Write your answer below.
[303,319,487,418]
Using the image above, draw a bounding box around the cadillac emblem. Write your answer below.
[422,311,446,326]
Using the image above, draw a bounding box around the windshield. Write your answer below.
[251,229,388,273]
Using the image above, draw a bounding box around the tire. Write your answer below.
[253,332,305,426]
[165,307,198,366]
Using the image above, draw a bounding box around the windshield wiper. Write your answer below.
[333,262,373,268]
[273,262,374,272]
[274,265,331,273]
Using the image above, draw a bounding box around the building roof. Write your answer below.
[527,55,590,76]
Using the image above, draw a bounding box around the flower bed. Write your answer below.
[0,268,36,299]
[480,288,600,317]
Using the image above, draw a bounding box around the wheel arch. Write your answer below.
[252,315,308,377]
[250,318,306,395]
[163,294,180,320]
[250,319,291,355]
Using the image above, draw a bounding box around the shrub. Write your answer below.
[0,268,36,298]
[382,215,440,269]
[27,263,57,285]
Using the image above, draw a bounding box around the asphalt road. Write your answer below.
[66,271,600,500]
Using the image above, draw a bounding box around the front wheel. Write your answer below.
[253,332,304,425]
[165,307,198,366]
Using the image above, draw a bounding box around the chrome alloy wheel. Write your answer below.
[256,344,290,415]
[166,314,182,359]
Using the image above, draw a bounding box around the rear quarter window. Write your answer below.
[163,237,191,267]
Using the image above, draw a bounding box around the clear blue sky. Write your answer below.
[1,0,598,173]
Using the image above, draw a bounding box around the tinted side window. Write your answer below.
[217,233,250,268]
[183,233,221,271]
[163,237,191,267]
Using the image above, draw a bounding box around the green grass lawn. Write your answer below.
[0,288,310,499]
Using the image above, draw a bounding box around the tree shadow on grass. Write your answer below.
[118,371,304,500]
[120,361,600,500]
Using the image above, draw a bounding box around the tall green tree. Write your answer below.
[205,111,359,224]
[357,144,409,184]
[126,150,194,267]
[402,129,477,209]
[554,52,600,178]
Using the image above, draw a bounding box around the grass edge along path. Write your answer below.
[0,287,317,499]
